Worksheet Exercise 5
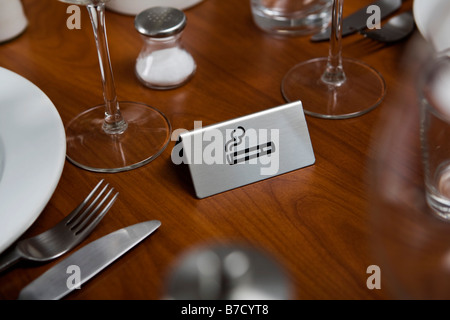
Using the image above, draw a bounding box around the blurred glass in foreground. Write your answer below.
[420,51,450,221]
[369,34,450,299]
[163,243,292,300]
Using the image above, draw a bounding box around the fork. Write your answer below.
[0,179,118,273]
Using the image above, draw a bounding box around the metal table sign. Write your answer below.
[171,101,315,198]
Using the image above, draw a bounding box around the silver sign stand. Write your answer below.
[172,101,315,198]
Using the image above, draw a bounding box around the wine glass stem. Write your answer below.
[87,4,127,135]
[321,0,346,86]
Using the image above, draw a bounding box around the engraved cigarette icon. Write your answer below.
[225,127,276,165]
[227,141,275,165]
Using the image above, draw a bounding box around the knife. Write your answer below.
[310,0,402,42]
[18,220,161,300]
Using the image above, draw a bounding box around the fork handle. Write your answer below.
[0,248,21,273]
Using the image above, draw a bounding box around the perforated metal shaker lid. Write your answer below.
[135,6,187,38]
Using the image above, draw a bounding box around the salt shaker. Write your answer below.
[134,6,196,90]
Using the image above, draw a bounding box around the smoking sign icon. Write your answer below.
[225,126,276,165]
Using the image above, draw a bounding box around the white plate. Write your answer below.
[414,0,450,52]
[0,67,66,254]
[107,0,204,16]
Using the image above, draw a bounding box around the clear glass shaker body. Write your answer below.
[134,7,196,90]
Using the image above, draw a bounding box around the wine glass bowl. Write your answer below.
[59,0,171,172]
[281,0,386,119]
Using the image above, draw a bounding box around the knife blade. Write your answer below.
[310,0,402,42]
[18,220,161,300]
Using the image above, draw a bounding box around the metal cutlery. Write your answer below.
[360,10,415,43]
[310,0,402,42]
[0,180,118,273]
[18,220,161,300]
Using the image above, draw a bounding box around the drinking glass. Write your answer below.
[281,0,386,119]
[59,0,171,172]
[420,54,450,221]
[370,38,450,299]
[250,0,333,36]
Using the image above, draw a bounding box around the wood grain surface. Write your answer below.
[0,0,417,300]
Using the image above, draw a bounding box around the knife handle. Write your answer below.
[0,248,22,273]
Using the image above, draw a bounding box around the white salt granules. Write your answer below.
[134,7,195,89]
[136,47,196,89]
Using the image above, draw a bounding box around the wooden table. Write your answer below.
[0,0,415,300]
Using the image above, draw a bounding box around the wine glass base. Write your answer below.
[282,57,386,119]
[65,101,171,173]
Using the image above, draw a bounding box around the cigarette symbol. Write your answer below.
[225,127,276,165]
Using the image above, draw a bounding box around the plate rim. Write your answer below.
[0,66,66,254]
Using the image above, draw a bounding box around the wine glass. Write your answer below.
[281,0,386,119]
[59,0,171,172]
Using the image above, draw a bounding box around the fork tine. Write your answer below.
[72,187,114,233]
[64,179,105,225]
[68,182,110,229]
[71,185,114,234]
[74,191,119,236]
[71,186,114,234]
